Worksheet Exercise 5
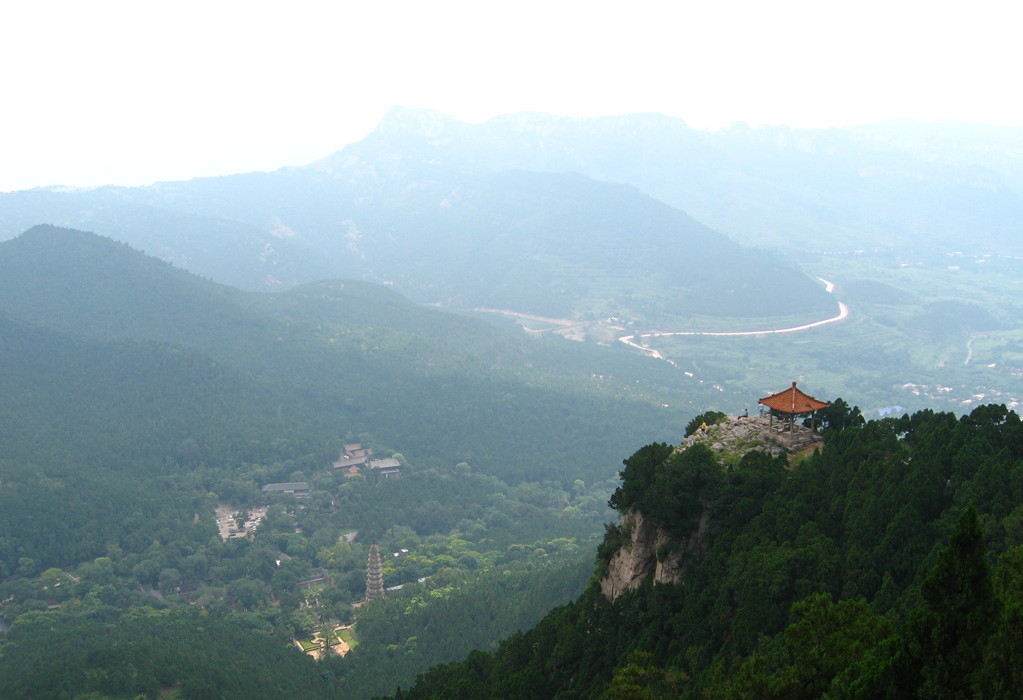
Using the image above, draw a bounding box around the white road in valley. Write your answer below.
[618,277,849,360]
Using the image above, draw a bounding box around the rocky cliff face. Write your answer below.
[599,506,712,602]
[598,415,823,602]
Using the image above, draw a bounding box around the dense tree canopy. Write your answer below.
[400,404,1023,699]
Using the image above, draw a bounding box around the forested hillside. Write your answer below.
[5,111,1023,697]
[0,225,730,698]
[400,405,1023,698]
[0,225,717,489]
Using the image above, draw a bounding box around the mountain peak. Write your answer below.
[375,106,462,139]
[5,224,135,262]
[0,225,235,342]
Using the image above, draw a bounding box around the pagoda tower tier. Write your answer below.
[366,543,385,600]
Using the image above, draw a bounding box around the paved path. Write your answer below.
[468,278,850,363]
[618,277,848,360]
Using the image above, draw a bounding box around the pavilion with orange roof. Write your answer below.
[758,381,829,431]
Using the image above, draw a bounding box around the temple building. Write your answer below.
[758,381,829,431]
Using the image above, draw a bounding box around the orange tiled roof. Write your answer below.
[758,381,829,415]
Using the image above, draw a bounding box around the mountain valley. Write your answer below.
[3,112,1023,698]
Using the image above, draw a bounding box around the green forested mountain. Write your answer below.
[399,405,1023,698]
[3,223,1023,697]
[0,224,735,698]
[0,225,718,486]
[0,225,716,572]
[2,109,1022,695]
[0,607,331,699]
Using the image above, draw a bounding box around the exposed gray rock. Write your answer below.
[600,507,711,602]
[599,414,823,601]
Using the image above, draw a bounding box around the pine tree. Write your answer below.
[915,505,999,698]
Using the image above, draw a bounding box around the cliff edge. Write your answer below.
[599,414,823,602]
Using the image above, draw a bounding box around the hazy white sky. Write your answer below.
[2,0,1019,191]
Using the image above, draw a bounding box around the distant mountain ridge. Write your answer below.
[10,109,1014,329]
[0,116,841,327]
[324,108,1023,254]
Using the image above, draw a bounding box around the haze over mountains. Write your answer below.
[4,111,1021,329]
[5,110,1023,414]
[3,110,1021,406]
[4,109,1023,697]
[1,109,882,327]
[339,109,1023,254]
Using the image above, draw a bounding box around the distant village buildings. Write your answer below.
[369,458,401,480]
[331,444,402,481]
[332,443,372,473]
[297,567,333,591]
[224,444,404,544]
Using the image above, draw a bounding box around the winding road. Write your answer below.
[618,277,849,361]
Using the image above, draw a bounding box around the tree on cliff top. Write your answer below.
[685,411,729,437]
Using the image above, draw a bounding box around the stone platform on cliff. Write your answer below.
[679,413,823,459]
